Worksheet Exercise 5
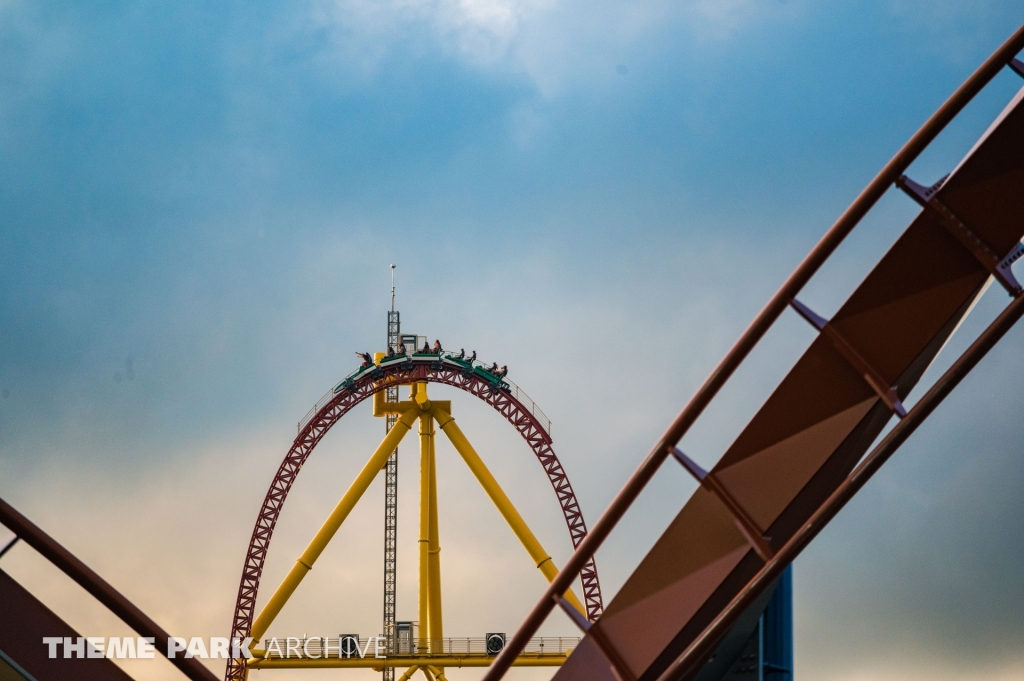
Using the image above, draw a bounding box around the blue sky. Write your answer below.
[1,3,1023,680]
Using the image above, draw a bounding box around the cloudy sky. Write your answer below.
[1,2,1023,680]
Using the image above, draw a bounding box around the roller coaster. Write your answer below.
[226,344,604,680]
[1,21,1024,681]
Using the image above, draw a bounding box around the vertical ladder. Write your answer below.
[383,307,400,681]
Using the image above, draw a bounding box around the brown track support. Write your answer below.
[0,496,219,681]
[790,298,907,417]
[669,448,773,562]
[655,276,1024,681]
[479,21,1024,681]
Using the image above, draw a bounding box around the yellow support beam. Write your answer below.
[398,666,420,681]
[414,380,430,407]
[371,353,421,416]
[427,418,443,654]
[371,372,449,421]
[418,410,431,646]
[426,665,449,681]
[416,383,444,661]
[250,406,420,642]
[433,408,587,618]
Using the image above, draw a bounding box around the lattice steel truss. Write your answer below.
[383,311,400,681]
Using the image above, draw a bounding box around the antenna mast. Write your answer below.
[383,265,399,681]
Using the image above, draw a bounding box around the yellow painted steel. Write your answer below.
[373,385,449,421]
[376,377,452,660]
[415,380,430,407]
[417,410,431,645]
[248,654,570,669]
[397,666,420,681]
[250,406,420,642]
[420,667,436,681]
[416,384,444,661]
[427,420,443,654]
[373,386,412,416]
[433,408,587,617]
[426,665,448,681]
[372,355,428,416]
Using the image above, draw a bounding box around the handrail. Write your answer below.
[480,22,1024,681]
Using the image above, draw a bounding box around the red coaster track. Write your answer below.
[226,359,603,681]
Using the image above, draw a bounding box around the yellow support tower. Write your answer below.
[418,407,432,651]
[248,367,583,675]
[434,407,587,617]
[414,382,444,663]
[426,665,449,681]
[427,413,443,653]
[251,405,419,643]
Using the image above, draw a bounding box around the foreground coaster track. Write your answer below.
[481,23,1024,681]
[226,354,604,680]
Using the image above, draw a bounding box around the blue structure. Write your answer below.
[693,565,793,681]
[761,566,793,680]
